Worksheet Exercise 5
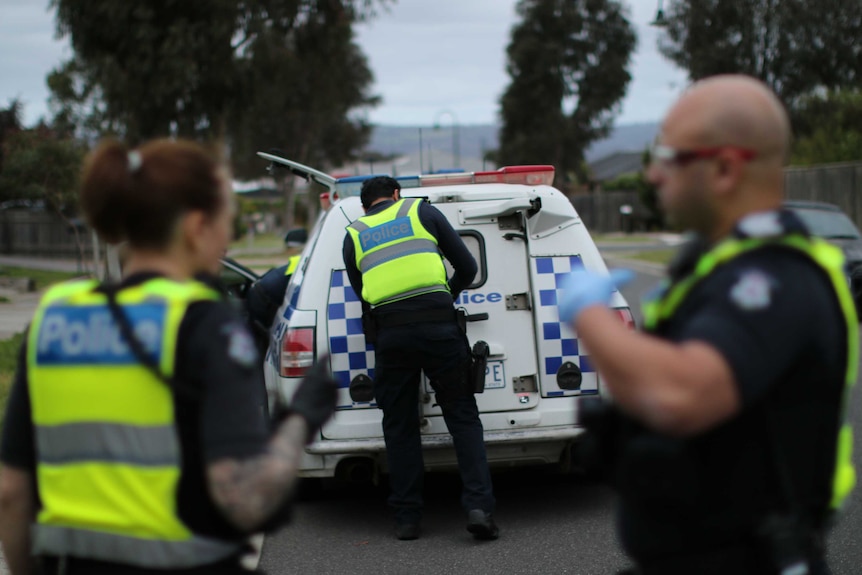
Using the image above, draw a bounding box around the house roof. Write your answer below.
[589,151,645,182]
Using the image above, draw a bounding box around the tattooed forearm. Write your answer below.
[207,415,310,532]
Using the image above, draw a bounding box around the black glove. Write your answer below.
[286,355,339,441]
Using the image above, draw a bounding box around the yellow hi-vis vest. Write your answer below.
[346,197,449,306]
[26,277,244,568]
[285,254,300,276]
[642,234,858,513]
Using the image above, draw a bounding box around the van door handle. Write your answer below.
[465,313,489,322]
[503,233,527,241]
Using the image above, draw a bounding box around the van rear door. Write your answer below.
[422,201,539,418]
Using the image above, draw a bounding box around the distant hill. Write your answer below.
[368,121,660,164]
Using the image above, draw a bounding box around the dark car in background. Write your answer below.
[784,200,862,312]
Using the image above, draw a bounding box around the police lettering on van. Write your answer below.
[255,154,634,480]
[454,291,503,305]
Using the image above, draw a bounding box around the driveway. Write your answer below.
[0,255,84,341]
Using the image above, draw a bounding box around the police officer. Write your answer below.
[0,139,338,575]
[246,254,300,334]
[559,75,856,574]
[246,183,331,335]
[342,176,498,541]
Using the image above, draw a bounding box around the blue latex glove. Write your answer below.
[558,269,635,324]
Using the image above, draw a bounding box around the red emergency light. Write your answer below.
[336,165,556,197]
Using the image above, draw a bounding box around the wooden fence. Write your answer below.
[572,161,862,233]
[784,162,862,223]
[0,210,94,259]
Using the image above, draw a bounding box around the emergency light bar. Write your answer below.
[333,166,555,198]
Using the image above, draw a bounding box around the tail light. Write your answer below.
[279,327,315,377]
[614,308,636,331]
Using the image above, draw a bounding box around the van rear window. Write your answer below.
[443,231,486,289]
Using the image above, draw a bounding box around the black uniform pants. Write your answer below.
[373,320,495,524]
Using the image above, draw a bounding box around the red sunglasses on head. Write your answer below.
[651,144,757,168]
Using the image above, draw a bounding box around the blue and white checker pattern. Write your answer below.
[533,256,599,397]
[327,270,376,406]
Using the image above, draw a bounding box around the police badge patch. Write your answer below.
[224,324,258,368]
[729,270,773,310]
[737,211,782,237]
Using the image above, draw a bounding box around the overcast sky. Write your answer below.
[0,0,688,128]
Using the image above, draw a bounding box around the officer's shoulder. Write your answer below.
[416,199,447,222]
[716,247,835,308]
[732,244,827,277]
[416,198,438,212]
[182,298,241,331]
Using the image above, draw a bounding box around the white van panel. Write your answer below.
[529,254,600,398]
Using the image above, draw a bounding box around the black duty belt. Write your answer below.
[373,308,457,329]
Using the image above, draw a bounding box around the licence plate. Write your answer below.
[484,360,505,389]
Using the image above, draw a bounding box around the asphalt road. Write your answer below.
[1,249,859,573]
[259,263,862,575]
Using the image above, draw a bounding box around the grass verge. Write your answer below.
[0,332,24,427]
[0,267,83,291]
[625,249,676,265]
[230,232,285,251]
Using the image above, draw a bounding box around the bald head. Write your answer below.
[665,75,791,164]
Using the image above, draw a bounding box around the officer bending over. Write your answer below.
[342,176,498,541]
[559,75,857,574]
[0,139,338,575]
[246,254,299,335]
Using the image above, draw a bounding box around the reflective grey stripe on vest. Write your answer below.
[374,285,450,307]
[358,238,440,274]
[348,198,417,234]
[36,423,178,466]
[32,524,241,568]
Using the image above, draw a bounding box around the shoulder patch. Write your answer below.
[223,323,258,368]
[729,270,773,311]
[737,211,783,237]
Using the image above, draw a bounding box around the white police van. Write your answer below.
[258,152,634,480]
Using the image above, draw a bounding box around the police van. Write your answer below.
[258,152,634,480]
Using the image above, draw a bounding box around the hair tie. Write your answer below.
[127,150,143,173]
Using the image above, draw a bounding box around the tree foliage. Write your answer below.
[0,124,87,256]
[227,1,380,228]
[228,2,379,179]
[48,0,389,148]
[0,100,24,175]
[790,90,862,165]
[0,126,85,212]
[497,0,636,186]
[49,1,241,144]
[658,0,862,109]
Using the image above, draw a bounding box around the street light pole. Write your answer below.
[418,127,424,174]
[651,0,668,27]
[433,109,460,170]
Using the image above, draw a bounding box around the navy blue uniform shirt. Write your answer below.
[619,210,848,560]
